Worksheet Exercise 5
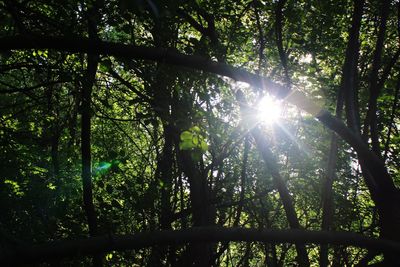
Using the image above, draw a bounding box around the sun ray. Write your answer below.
[256,95,282,124]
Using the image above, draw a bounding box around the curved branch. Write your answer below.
[0,35,284,96]
[2,227,400,265]
[0,34,395,199]
[342,0,364,132]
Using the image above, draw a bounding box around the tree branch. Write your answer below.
[274,0,291,86]
[341,0,364,132]
[0,35,285,96]
[236,90,310,266]
[0,34,395,198]
[2,227,400,265]
[364,0,391,155]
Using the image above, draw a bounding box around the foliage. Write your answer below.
[0,0,399,266]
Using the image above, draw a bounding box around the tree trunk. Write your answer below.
[81,51,101,266]
[364,0,390,155]
[342,0,364,132]
[319,88,343,267]
[236,90,310,267]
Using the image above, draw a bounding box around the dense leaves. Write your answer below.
[0,0,399,266]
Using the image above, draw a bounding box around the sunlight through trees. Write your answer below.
[0,0,399,266]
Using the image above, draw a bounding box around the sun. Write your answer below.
[255,95,282,124]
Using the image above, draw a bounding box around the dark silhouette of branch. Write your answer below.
[341,0,364,132]
[82,6,102,264]
[107,68,151,102]
[253,1,265,74]
[274,0,291,87]
[236,90,310,266]
[81,49,100,263]
[0,80,68,94]
[319,1,366,264]
[383,76,400,161]
[0,34,395,202]
[319,87,344,267]
[2,227,400,265]
[177,8,216,42]
[362,47,400,141]
[364,0,391,155]
[0,34,285,95]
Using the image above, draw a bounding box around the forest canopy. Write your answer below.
[0,0,400,266]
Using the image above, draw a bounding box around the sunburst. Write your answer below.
[255,95,282,124]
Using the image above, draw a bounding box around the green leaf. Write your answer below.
[179,140,194,150]
[180,131,193,141]
[200,140,208,152]
[192,135,199,146]
[47,183,56,190]
[4,179,24,196]
[190,126,201,133]
[106,253,113,261]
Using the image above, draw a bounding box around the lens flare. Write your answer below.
[256,95,282,124]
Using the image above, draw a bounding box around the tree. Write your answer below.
[0,0,399,266]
